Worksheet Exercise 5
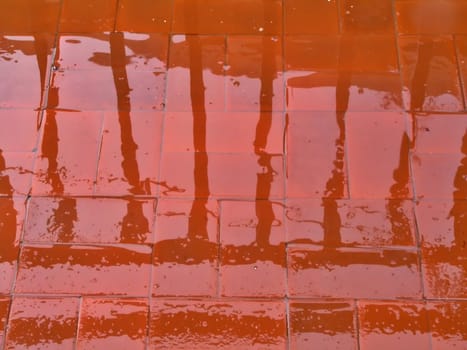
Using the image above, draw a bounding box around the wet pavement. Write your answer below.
[0,0,466,349]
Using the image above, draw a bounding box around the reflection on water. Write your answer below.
[359,302,431,348]
[450,131,467,249]
[402,36,463,112]
[150,300,286,349]
[386,133,412,245]
[0,34,53,110]
[0,150,20,293]
[420,131,467,299]
[77,299,147,349]
[5,297,79,349]
[153,13,217,297]
[289,301,356,349]
[2,0,467,347]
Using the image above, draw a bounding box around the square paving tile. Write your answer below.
[0,198,26,295]
[415,200,467,299]
[77,298,149,350]
[412,153,467,199]
[396,1,467,35]
[285,71,404,112]
[32,111,103,196]
[289,300,357,350]
[49,69,166,111]
[285,35,399,73]
[0,298,9,347]
[95,112,163,196]
[173,0,282,35]
[0,110,41,152]
[149,300,286,349]
[286,199,416,246]
[457,35,467,105]
[285,0,339,34]
[0,1,467,348]
[163,112,284,154]
[166,35,225,112]
[412,113,467,153]
[15,244,152,296]
[160,152,285,199]
[226,36,284,112]
[288,245,422,298]
[60,0,118,33]
[358,301,431,350]
[0,152,34,196]
[54,33,168,72]
[341,0,394,34]
[24,197,156,244]
[219,200,286,297]
[286,111,348,198]
[428,301,467,349]
[4,297,79,350]
[399,36,464,112]
[0,0,60,33]
[153,199,219,297]
[346,112,412,199]
[116,0,172,33]
[0,35,54,109]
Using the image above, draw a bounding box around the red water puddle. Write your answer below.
[0,0,466,349]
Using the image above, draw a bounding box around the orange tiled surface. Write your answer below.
[0,0,466,349]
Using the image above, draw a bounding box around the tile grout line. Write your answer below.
[92,113,106,195]
[285,296,290,350]
[74,296,83,350]
[425,299,435,350]
[145,291,151,350]
[355,299,362,350]
[216,199,222,298]
[412,201,427,301]
[5,293,463,302]
[280,3,290,348]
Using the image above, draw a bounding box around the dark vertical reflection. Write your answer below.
[450,131,467,249]
[33,33,51,116]
[154,1,215,266]
[109,32,147,196]
[254,32,277,248]
[410,38,433,112]
[408,39,433,147]
[0,149,14,197]
[222,4,284,267]
[108,32,150,243]
[120,199,150,243]
[47,198,78,242]
[294,15,415,268]
[321,37,351,249]
[187,33,210,241]
[41,40,78,242]
[0,149,18,268]
[183,0,211,244]
[0,34,51,126]
[386,133,412,245]
[41,109,78,242]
